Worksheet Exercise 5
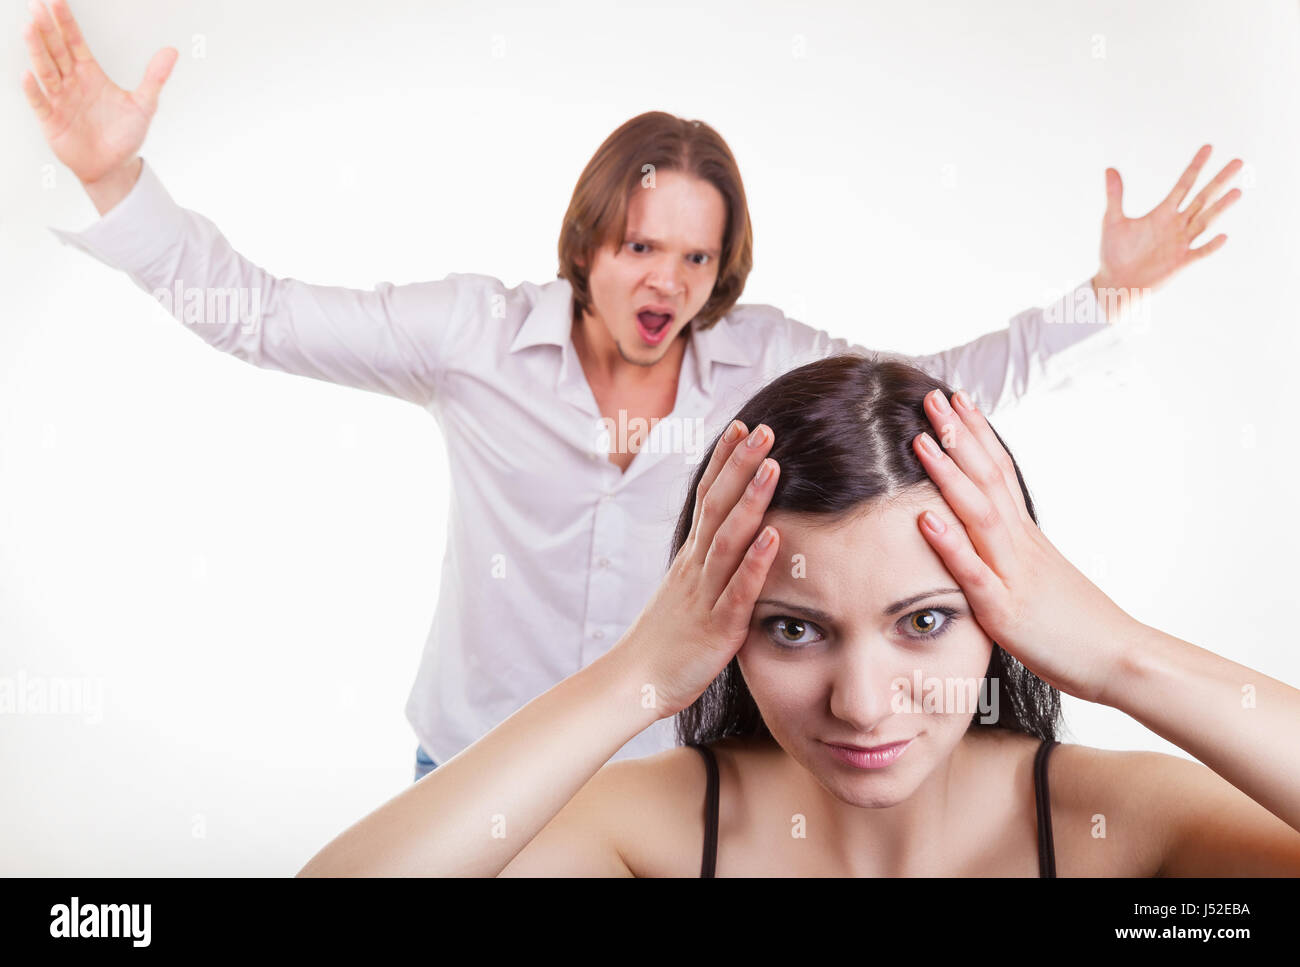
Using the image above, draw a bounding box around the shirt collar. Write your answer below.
[688,312,754,394]
[508,277,757,395]
[508,277,576,354]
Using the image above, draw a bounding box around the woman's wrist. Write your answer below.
[1094,618,1173,711]
[591,638,674,728]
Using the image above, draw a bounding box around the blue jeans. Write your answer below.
[414,744,439,783]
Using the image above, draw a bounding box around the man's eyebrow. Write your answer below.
[755,587,965,622]
[625,230,720,258]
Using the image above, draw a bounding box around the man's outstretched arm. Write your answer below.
[25,0,471,408]
[779,145,1243,414]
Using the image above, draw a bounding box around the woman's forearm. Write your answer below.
[298,643,662,876]
[1101,623,1300,831]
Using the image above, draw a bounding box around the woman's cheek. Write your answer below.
[738,643,825,729]
[900,629,995,719]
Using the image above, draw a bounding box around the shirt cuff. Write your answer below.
[1020,277,1130,395]
[46,158,188,272]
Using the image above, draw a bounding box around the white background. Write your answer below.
[2,0,1297,874]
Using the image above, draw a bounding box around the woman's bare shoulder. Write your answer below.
[593,737,760,877]
[1041,738,1300,875]
[965,729,1300,875]
[956,727,1169,874]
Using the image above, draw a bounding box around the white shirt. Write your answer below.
[49,158,1122,763]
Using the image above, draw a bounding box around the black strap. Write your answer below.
[1033,739,1058,877]
[691,744,719,878]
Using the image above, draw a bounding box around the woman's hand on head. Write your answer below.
[910,390,1140,704]
[611,421,780,719]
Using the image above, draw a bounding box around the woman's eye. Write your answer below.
[762,616,824,649]
[900,608,955,639]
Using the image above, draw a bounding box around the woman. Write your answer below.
[299,355,1300,876]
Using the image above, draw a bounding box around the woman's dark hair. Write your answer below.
[670,354,1061,748]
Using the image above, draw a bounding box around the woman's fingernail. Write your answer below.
[919,432,941,457]
[954,389,974,411]
[931,390,953,414]
[747,425,769,448]
[755,526,775,550]
[723,420,742,443]
[922,510,946,535]
[753,458,775,486]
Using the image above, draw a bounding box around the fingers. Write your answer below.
[1181,157,1243,221]
[701,455,780,602]
[1187,233,1228,262]
[948,388,1031,522]
[913,390,1018,573]
[689,419,748,535]
[923,389,1024,525]
[1159,144,1212,212]
[22,18,62,97]
[51,0,93,64]
[20,70,53,122]
[691,423,773,563]
[30,0,74,82]
[134,47,178,115]
[1103,167,1123,222]
[915,509,1003,616]
[1187,186,1241,240]
[713,524,780,631]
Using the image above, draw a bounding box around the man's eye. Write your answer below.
[762,616,824,649]
[691,253,710,266]
[626,241,648,253]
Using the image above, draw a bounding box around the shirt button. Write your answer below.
[596,557,610,568]
[592,629,605,639]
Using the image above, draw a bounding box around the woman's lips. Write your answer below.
[824,738,913,769]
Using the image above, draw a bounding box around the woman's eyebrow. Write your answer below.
[881,588,964,616]
[756,587,964,623]
[754,599,836,624]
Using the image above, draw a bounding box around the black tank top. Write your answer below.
[690,738,1059,877]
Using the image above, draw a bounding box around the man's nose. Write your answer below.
[647,254,683,296]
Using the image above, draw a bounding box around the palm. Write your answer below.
[21,0,176,185]
[43,61,150,184]
[1100,208,1187,292]
[1095,146,1243,295]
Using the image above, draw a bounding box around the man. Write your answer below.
[22,0,1241,777]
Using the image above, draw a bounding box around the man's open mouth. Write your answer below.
[637,311,672,333]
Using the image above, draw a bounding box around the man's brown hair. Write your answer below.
[557,111,754,332]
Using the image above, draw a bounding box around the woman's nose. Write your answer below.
[827,646,914,737]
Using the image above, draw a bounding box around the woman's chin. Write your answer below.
[800,742,921,808]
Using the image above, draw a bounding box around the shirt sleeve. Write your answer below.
[46,158,469,408]
[782,281,1125,415]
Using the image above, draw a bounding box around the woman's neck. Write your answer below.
[753,731,974,876]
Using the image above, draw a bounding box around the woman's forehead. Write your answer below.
[761,497,956,597]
